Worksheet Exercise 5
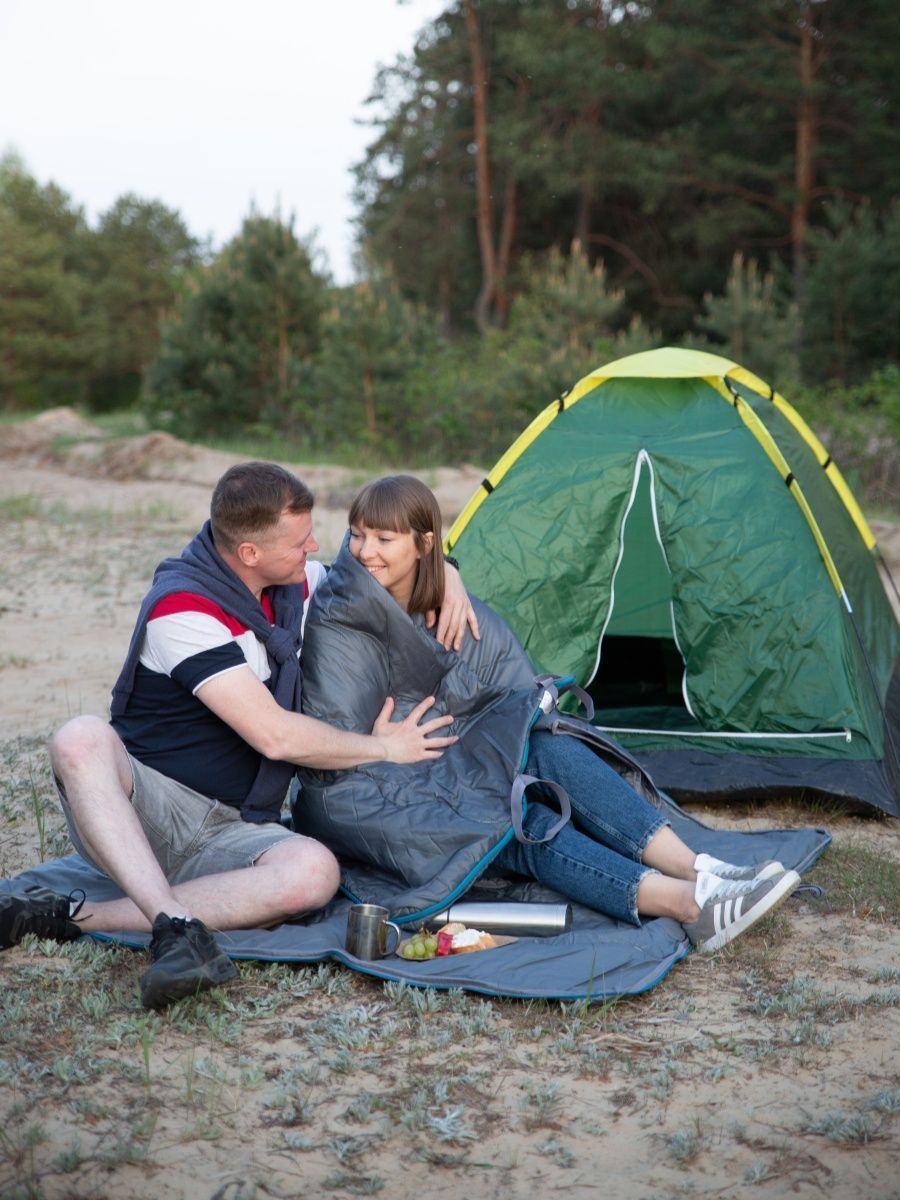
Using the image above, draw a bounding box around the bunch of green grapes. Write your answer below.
[399,930,438,959]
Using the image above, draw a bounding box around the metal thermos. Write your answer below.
[425,901,572,937]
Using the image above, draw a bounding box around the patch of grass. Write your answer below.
[40,498,184,532]
[424,1106,476,1144]
[537,1137,577,1168]
[800,1109,878,1144]
[667,1125,703,1165]
[743,1159,770,1184]
[807,842,900,921]
[873,1087,900,1112]
[869,965,900,983]
[681,793,861,825]
[88,409,152,439]
[799,1084,900,1147]
[0,654,34,670]
[745,976,840,1020]
[321,1171,385,1195]
[0,494,41,521]
[0,492,185,538]
[0,1119,47,1197]
[0,737,72,873]
[520,1081,563,1129]
[204,428,397,471]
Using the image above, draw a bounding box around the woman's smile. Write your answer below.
[349,522,423,609]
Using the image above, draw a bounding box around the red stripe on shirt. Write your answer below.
[149,587,295,631]
[150,592,253,637]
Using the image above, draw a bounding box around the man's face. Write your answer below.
[251,508,319,587]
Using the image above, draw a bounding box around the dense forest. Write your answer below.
[1,0,897,498]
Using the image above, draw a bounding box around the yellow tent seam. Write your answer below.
[560,373,608,409]
[727,368,877,552]
[444,392,575,551]
[709,378,844,594]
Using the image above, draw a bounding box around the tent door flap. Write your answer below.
[588,449,695,718]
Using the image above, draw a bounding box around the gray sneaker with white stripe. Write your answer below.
[683,869,801,953]
[693,853,784,882]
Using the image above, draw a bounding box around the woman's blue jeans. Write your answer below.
[491,730,668,925]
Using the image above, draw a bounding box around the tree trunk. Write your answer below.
[791,10,819,319]
[494,177,518,327]
[362,365,376,439]
[575,184,593,249]
[275,285,289,392]
[463,0,496,333]
[574,100,601,249]
[438,271,453,338]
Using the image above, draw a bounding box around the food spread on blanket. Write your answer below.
[398,921,501,959]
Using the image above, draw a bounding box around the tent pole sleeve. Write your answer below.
[727,366,878,554]
[710,378,845,596]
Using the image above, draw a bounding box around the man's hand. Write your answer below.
[199,668,457,770]
[426,560,480,650]
[372,696,458,763]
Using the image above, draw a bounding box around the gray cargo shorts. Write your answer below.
[56,754,300,885]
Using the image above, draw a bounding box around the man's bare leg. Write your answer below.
[49,716,339,932]
[73,838,340,933]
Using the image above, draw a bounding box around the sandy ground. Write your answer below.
[0,411,898,1200]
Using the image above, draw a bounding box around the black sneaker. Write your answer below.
[0,886,85,949]
[139,914,237,1009]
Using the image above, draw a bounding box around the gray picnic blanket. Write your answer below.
[1,802,829,1000]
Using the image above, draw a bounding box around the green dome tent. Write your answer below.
[445,347,900,815]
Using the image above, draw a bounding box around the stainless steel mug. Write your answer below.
[345,903,402,960]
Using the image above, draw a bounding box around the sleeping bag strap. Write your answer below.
[509,774,572,844]
[534,674,595,723]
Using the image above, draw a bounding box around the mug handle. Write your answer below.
[383,921,402,957]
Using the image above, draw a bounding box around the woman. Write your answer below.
[294,475,800,952]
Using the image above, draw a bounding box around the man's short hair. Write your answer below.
[210,462,314,553]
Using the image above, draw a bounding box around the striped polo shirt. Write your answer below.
[112,561,326,805]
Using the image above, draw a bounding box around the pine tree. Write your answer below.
[694,253,798,383]
[146,213,327,438]
[296,268,439,456]
[0,154,101,409]
[801,202,900,383]
[89,196,199,410]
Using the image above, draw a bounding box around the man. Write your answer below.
[0,462,474,1008]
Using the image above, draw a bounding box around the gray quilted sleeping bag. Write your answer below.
[294,538,693,922]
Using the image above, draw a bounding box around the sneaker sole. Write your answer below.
[140,953,238,1009]
[697,870,801,954]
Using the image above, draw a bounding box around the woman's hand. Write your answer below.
[427,561,480,650]
[371,696,459,762]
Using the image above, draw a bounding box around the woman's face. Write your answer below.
[348,521,432,610]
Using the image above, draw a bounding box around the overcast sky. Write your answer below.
[0,0,448,281]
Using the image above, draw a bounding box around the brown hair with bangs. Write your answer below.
[211,461,314,553]
[348,475,445,615]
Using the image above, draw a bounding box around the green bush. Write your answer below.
[789,366,900,510]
